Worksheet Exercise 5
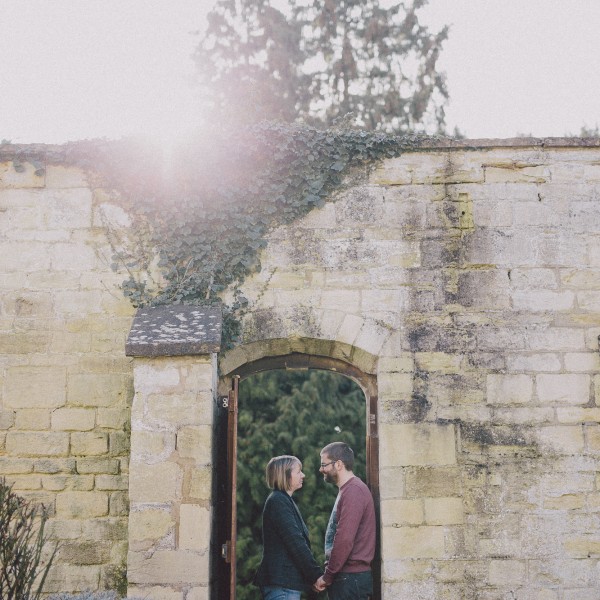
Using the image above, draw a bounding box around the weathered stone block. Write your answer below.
[187,587,209,600]
[71,432,109,456]
[379,468,406,499]
[45,165,89,188]
[46,518,83,540]
[179,504,210,551]
[381,498,423,526]
[108,431,131,456]
[127,586,183,600]
[34,458,77,474]
[578,291,600,311]
[96,407,129,429]
[485,164,550,183]
[109,491,129,516]
[527,327,585,351]
[378,372,413,402]
[538,426,585,454]
[129,508,174,547]
[334,313,364,346]
[95,475,128,491]
[321,289,361,313]
[563,537,600,558]
[557,407,600,424]
[76,458,120,474]
[14,408,50,430]
[68,373,132,407]
[0,331,52,354]
[189,466,212,501]
[494,406,554,424]
[537,374,590,406]
[56,491,109,518]
[59,540,111,565]
[6,431,69,456]
[512,290,575,311]
[488,559,526,585]
[0,409,15,429]
[457,269,511,308]
[4,366,66,408]
[52,244,97,273]
[129,462,183,503]
[51,407,96,431]
[131,430,175,460]
[142,394,212,430]
[6,474,42,490]
[543,494,585,510]
[486,374,533,405]
[507,353,562,372]
[424,497,464,525]
[0,161,45,188]
[383,525,446,559]
[127,550,208,585]
[564,352,600,372]
[414,352,463,374]
[54,289,105,314]
[43,564,100,594]
[509,268,558,289]
[0,458,34,474]
[176,426,211,464]
[405,467,462,497]
[380,423,456,466]
[81,517,127,541]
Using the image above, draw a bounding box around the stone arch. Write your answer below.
[214,335,382,600]
[220,307,394,377]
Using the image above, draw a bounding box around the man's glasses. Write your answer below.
[320,460,337,468]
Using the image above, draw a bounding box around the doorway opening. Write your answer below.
[213,352,380,600]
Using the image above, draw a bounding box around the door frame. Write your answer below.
[213,351,380,600]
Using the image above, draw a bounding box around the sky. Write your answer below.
[1,0,599,145]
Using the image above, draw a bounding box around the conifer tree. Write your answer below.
[236,370,366,600]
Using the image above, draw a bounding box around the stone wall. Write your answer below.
[232,142,600,599]
[0,162,135,593]
[1,140,600,599]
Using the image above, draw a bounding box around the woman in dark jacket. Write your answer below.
[254,455,323,600]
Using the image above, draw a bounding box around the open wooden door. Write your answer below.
[221,375,239,600]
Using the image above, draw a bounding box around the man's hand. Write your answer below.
[312,576,328,592]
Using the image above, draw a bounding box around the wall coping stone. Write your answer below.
[2,137,600,164]
[125,305,222,356]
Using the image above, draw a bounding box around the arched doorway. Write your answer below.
[213,351,380,600]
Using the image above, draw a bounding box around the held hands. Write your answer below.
[312,576,328,592]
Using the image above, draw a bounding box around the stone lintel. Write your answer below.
[125,305,222,356]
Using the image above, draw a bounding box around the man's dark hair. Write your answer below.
[321,442,354,471]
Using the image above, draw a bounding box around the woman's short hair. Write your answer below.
[265,455,301,492]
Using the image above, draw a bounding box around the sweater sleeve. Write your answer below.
[268,493,323,584]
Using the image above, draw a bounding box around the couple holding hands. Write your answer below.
[254,442,376,600]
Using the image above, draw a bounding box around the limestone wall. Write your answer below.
[0,162,135,593]
[235,143,600,599]
[2,140,600,599]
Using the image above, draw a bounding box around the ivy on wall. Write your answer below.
[2,122,433,347]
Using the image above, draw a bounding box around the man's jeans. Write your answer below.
[328,571,372,600]
[261,586,302,600]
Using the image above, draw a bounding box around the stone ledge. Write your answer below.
[125,306,222,356]
[2,137,600,165]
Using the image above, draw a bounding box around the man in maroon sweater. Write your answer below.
[313,442,376,599]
